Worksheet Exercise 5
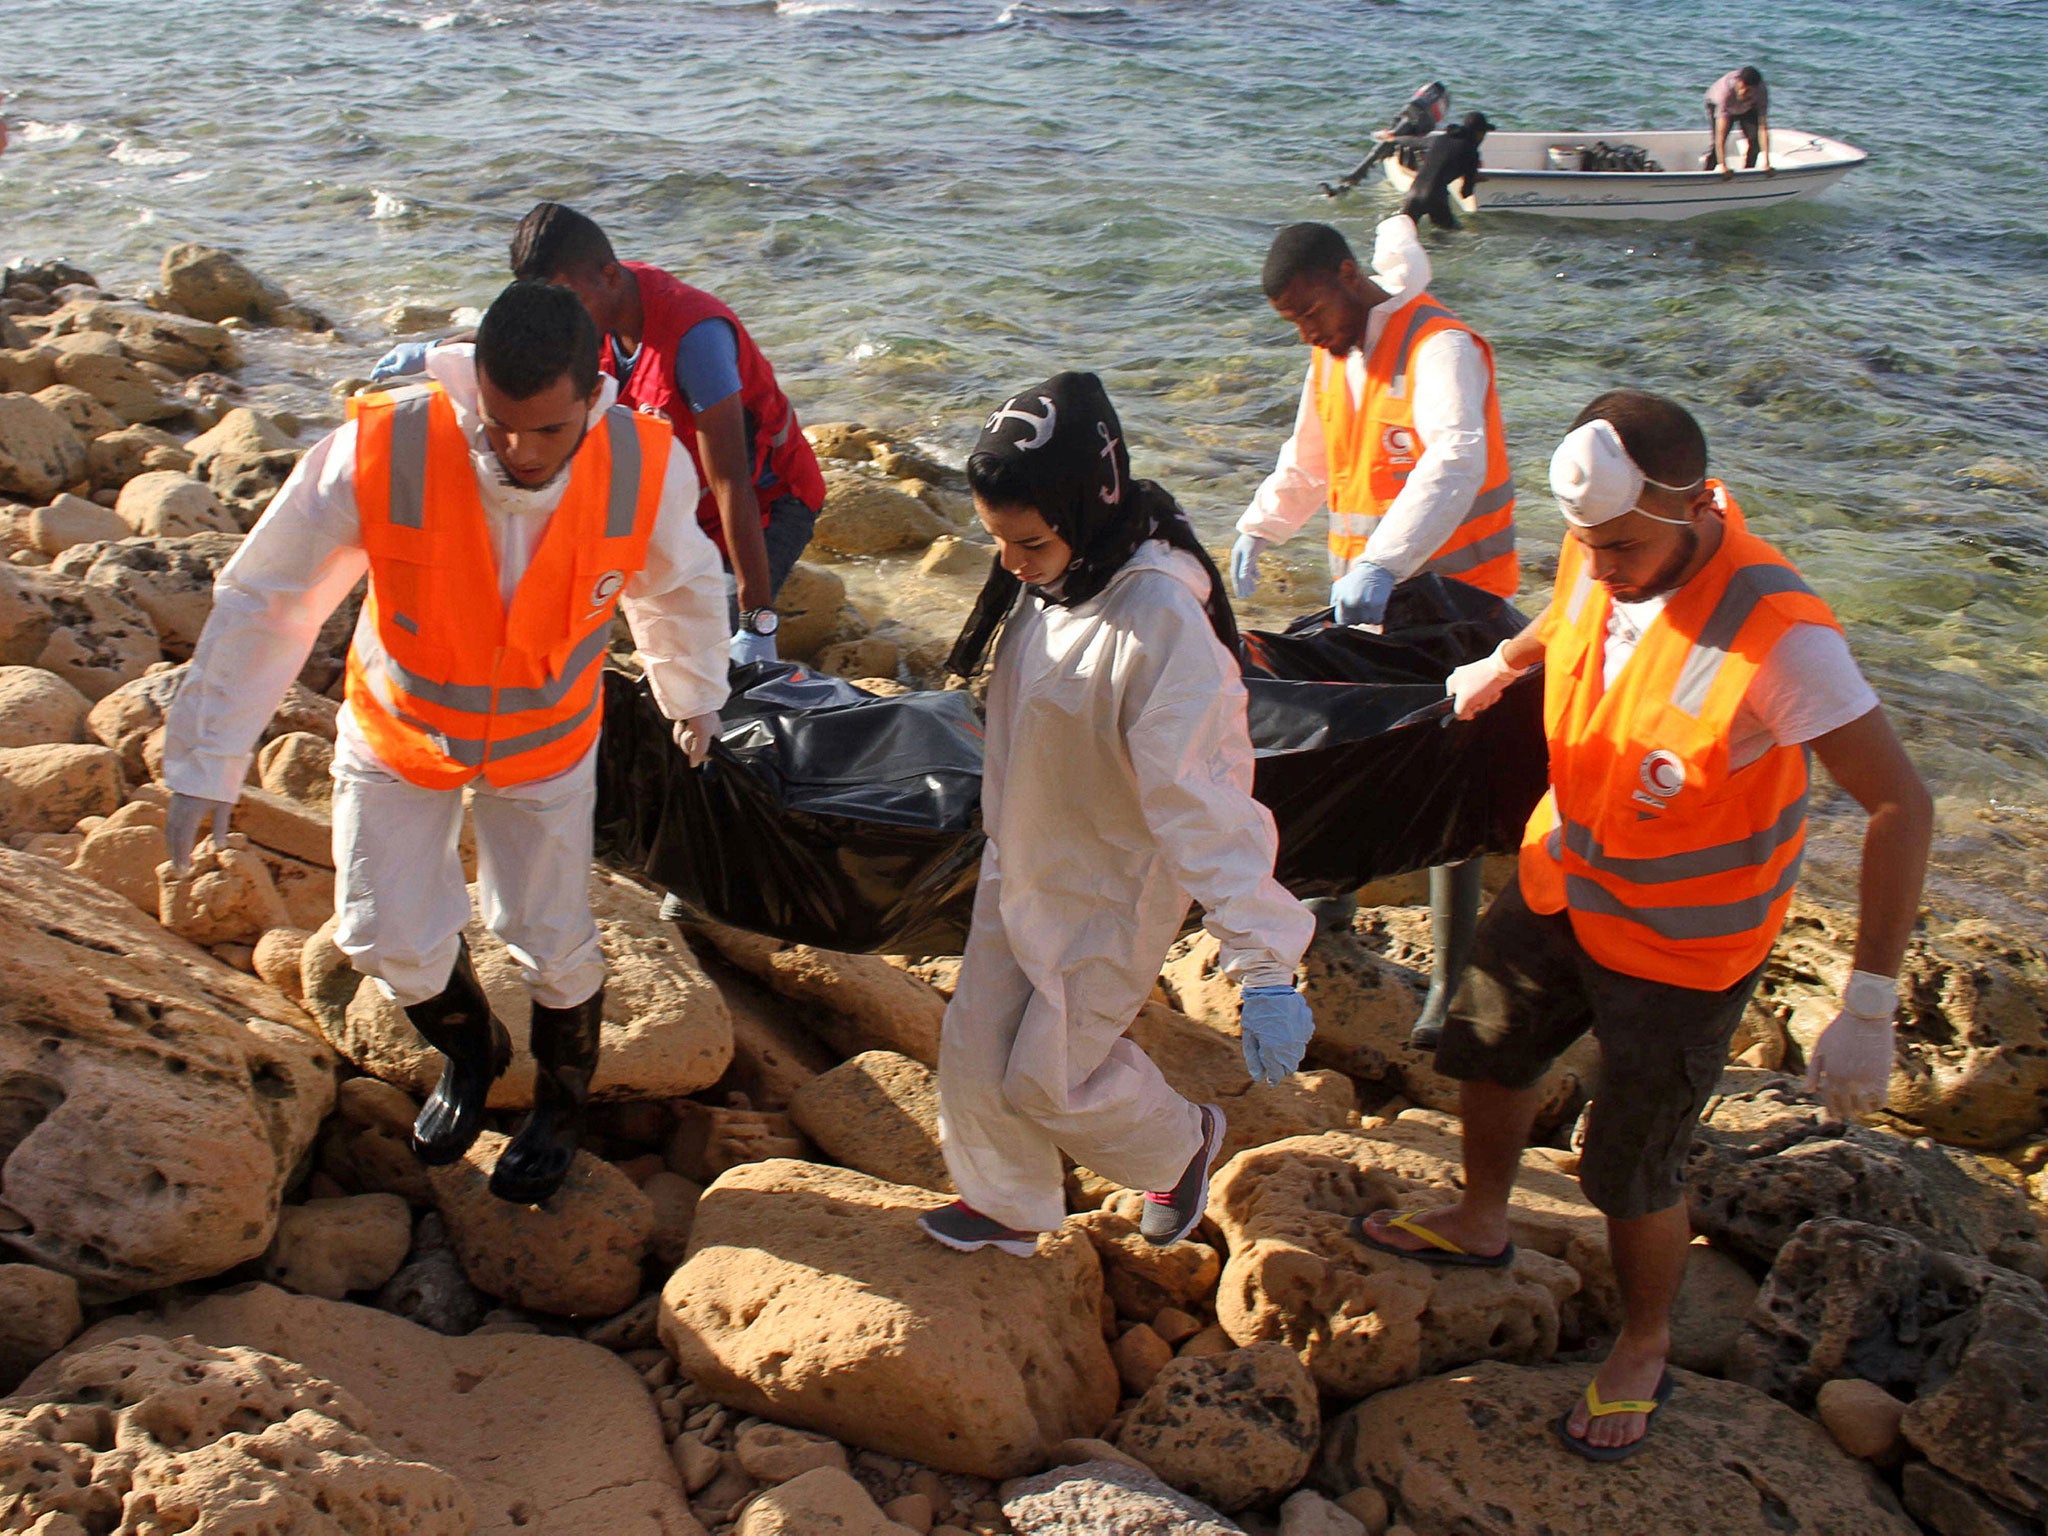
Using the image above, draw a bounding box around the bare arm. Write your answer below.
[1808,706,1933,977]
[693,392,773,614]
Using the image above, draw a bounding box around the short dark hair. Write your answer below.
[1572,390,1708,488]
[509,202,616,281]
[1737,66,1764,89]
[1261,223,1355,300]
[966,447,1045,512]
[474,280,601,400]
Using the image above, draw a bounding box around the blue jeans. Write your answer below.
[726,493,818,625]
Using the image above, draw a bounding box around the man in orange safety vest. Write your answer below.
[1354,389,1931,1461]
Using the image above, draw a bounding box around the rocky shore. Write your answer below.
[1,250,2045,1536]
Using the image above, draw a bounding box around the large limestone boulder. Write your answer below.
[1125,1001,1359,1163]
[26,490,128,555]
[1002,1459,1244,1536]
[1205,1127,1590,1398]
[48,331,181,424]
[0,1263,82,1393]
[59,1283,699,1535]
[773,562,848,660]
[0,564,55,665]
[45,296,243,373]
[735,1466,921,1536]
[211,445,303,528]
[1318,1361,1916,1535]
[32,381,122,442]
[0,391,88,501]
[3,1333,473,1533]
[321,870,732,1107]
[660,1159,1120,1478]
[50,529,239,656]
[261,1193,413,1301]
[1072,1192,1221,1322]
[788,1049,951,1191]
[1759,903,2048,1148]
[427,1132,653,1318]
[813,468,948,556]
[0,665,91,747]
[1115,1342,1320,1513]
[89,421,192,488]
[115,467,235,537]
[0,741,122,839]
[0,850,336,1295]
[1685,1074,2048,1280]
[0,346,60,396]
[158,831,293,946]
[183,405,297,472]
[159,243,316,327]
[694,925,946,1064]
[1731,1216,2048,1527]
[21,568,162,700]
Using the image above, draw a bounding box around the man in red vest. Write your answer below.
[164,281,730,1206]
[509,202,828,670]
[1234,215,1519,1046]
[1355,390,1931,1460]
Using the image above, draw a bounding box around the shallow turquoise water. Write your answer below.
[4,0,2048,823]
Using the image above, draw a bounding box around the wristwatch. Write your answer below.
[739,608,780,637]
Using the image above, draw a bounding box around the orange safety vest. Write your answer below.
[1519,486,1841,989]
[1312,290,1519,597]
[343,384,669,790]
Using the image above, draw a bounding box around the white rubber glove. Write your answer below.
[1446,640,1529,720]
[165,792,233,877]
[673,713,719,769]
[1806,970,1899,1121]
[1229,533,1269,600]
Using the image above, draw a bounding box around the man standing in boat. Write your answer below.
[1704,66,1773,177]
[1231,215,1518,1047]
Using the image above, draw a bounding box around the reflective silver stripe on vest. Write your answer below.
[1386,302,1455,398]
[1560,792,1807,886]
[604,408,642,538]
[387,394,433,530]
[1669,564,1817,717]
[395,684,601,770]
[1426,521,1518,578]
[1563,850,1803,943]
[369,621,613,717]
[1563,563,1595,625]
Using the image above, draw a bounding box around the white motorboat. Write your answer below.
[1383,128,1866,220]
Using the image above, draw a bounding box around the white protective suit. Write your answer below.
[938,541,1315,1232]
[163,344,728,1008]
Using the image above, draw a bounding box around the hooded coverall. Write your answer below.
[938,541,1315,1233]
[163,345,728,1008]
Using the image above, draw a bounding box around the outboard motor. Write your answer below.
[1324,82,1454,195]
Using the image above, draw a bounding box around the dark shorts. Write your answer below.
[725,493,819,625]
[1436,874,1761,1220]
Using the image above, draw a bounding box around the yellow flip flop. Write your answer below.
[1351,1210,1515,1268]
[1553,1372,1676,1462]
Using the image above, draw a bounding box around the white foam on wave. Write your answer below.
[17,120,86,145]
[170,169,213,185]
[995,0,1122,20]
[370,189,416,220]
[847,338,888,362]
[776,0,915,15]
[420,12,458,28]
[109,140,192,167]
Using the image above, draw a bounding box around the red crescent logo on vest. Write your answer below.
[1638,749,1687,799]
[590,570,625,610]
[1381,425,1418,466]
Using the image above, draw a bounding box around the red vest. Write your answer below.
[603,262,827,555]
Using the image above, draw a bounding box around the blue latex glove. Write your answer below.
[1229,533,1269,600]
[1332,559,1396,627]
[730,627,778,668]
[369,340,432,382]
[1239,984,1315,1085]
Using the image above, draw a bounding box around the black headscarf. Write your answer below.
[946,371,1239,677]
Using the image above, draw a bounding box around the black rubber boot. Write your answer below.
[406,938,512,1166]
[1409,859,1483,1050]
[489,987,604,1206]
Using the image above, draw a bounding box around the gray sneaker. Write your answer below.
[918,1201,1039,1257]
[1140,1104,1226,1246]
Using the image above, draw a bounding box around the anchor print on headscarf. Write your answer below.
[985,394,1057,450]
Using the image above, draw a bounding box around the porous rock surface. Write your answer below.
[660,1158,1118,1478]
[0,850,335,1295]
[1318,1361,1917,1535]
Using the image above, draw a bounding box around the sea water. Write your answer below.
[4,0,2047,917]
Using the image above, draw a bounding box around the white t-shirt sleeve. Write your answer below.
[1729,622,1880,766]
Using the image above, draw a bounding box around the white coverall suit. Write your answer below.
[938,541,1315,1233]
[163,345,728,1009]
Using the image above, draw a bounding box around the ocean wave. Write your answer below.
[370,189,418,220]
[17,120,86,145]
[993,0,1127,23]
[109,140,192,167]
[421,11,459,28]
